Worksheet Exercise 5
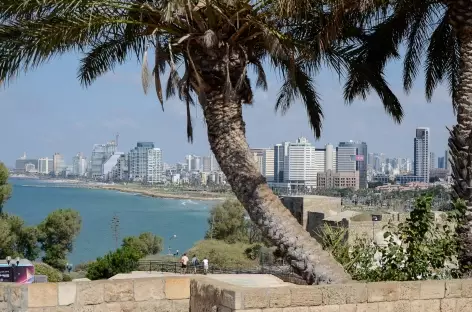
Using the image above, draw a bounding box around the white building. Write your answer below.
[72,153,87,176]
[111,154,129,181]
[283,137,318,188]
[90,141,117,179]
[414,127,430,183]
[53,153,65,176]
[38,157,53,174]
[128,142,155,182]
[147,148,164,184]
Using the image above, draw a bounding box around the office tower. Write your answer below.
[430,152,436,169]
[38,157,51,174]
[274,142,289,183]
[147,148,164,184]
[185,155,193,171]
[72,153,87,176]
[210,153,220,172]
[262,148,274,182]
[336,146,357,172]
[128,142,155,181]
[202,156,211,173]
[283,137,317,188]
[414,127,430,183]
[53,153,65,175]
[338,141,368,188]
[191,156,202,172]
[91,140,117,178]
[438,156,445,169]
[367,153,374,170]
[250,148,265,174]
[325,144,334,171]
[15,153,38,172]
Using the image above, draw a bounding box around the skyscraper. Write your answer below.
[338,141,368,188]
[414,127,430,183]
[273,142,289,183]
[90,140,117,178]
[262,148,274,182]
[53,153,65,176]
[147,148,164,184]
[430,152,436,169]
[283,137,317,188]
[128,142,155,182]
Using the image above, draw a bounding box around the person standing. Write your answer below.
[202,257,209,275]
[180,253,189,274]
[191,255,199,274]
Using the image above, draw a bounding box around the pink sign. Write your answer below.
[355,155,364,161]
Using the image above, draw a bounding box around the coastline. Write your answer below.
[10,175,229,201]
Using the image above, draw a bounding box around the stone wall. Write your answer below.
[0,276,190,311]
[191,277,472,312]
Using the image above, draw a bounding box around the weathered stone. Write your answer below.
[310,305,340,312]
[58,282,76,306]
[461,280,472,298]
[134,278,165,302]
[378,300,410,312]
[173,299,190,312]
[322,285,347,305]
[345,283,367,304]
[73,304,108,312]
[220,288,242,310]
[137,300,173,312]
[456,298,472,312]
[268,287,291,308]
[367,282,399,302]
[410,299,440,312]
[356,303,379,312]
[262,308,283,312]
[104,280,133,302]
[165,278,190,300]
[0,285,5,302]
[217,305,232,312]
[0,302,8,312]
[441,298,457,312]
[242,288,269,309]
[28,283,58,308]
[290,286,322,307]
[445,281,462,298]
[420,281,445,300]
[398,282,420,301]
[339,304,356,312]
[106,301,138,312]
[57,306,74,312]
[8,284,27,309]
[76,281,104,305]
[282,307,309,312]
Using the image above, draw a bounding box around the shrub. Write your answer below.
[62,273,72,282]
[188,240,257,269]
[33,262,63,282]
[86,247,143,280]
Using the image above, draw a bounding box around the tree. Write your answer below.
[0,0,402,283]
[86,246,143,280]
[38,209,82,271]
[205,199,248,243]
[122,232,163,255]
[0,162,12,214]
[0,214,40,260]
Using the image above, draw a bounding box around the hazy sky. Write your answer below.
[0,52,455,167]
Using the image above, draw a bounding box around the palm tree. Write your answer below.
[0,0,405,283]
[329,0,471,272]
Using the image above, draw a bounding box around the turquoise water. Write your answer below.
[4,178,212,265]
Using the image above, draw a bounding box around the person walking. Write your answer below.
[180,253,189,274]
[202,257,209,275]
[191,255,199,274]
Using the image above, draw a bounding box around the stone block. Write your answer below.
[242,288,269,309]
[310,305,340,312]
[104,280,133,302]
[57,306,74,312]
[445,280,462,298]
[356,303,379,312]
[290,286,322,307]
[106,301,138,312]
[8,284,28,309]
[0,302,8,312]
[173,299,190,312]
[220,288,242,310]
[28,283,58,308]
[420,281,445,299]
[378,301,410,312]
[76,281,104,305]
[461,280,472,298]
[367,282,399,302]
[410,299,440,312]
[217,305,232,312]
[268,287,291,308]
[398,282,420,301]
[134,278,165,301]
[0,285,5,302]
[164,278,190,300]
[339,304,356,312]
[345,284,367,304]
[263,309,283,312]
[322,285,347,305]
[456,298,472,312]
[137,300,173,312]
[58,282,76,306]
[73,304,108,312]
[282,307,309,312]
[441,298,457,312]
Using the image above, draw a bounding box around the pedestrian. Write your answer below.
[202,256,209,275]
[180,253,189,274]
[191,254,199,274]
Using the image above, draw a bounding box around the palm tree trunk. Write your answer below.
[200,92,350,284]
[448,10,472,273]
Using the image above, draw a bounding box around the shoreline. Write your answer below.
[10,175,229,201]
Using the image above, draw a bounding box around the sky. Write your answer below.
[0,52,455,167]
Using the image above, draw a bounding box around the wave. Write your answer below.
[180,199,199,206]
[21,184,48,188]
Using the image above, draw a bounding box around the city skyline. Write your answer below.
[0,52,455,168]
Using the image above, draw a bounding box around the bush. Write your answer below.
[86,247,143,280]
[122,232,163,256]
[188,240,258,269]
[62,273,72,282]
[73,261,94,273]
[33,262,63,282]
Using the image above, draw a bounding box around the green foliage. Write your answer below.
[0,162,12,214]
[33,262,63,282]
[62,273,72,282]
[122,232,163,256]
[322,195,462,282]
[38,209,82,271]
[86,247,143,280]
[0,214,40,260]
[187,240,257,269]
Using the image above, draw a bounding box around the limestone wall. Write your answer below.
[191,277,472,312]
[1,276,190,311]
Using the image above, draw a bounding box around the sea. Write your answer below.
[3,178,213,265]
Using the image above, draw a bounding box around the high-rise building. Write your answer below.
[191,156,202,172]
[90,140,117,179]
[262,148,274,182]
[15,153,38,173]
[202,156,212,173]
[250,149,265,175]
[283,137,317,188]
[53,153,65,175]
[430,152,436,169]
[438,156,445,169]
[72,153,87,176]
[210,153,220,172]
[38,157,52,174]
[274,142,289,183]
[147,148,164,184]
[325,144,334,171]
[338,141,368,188]
[414,127,430,183]
[128,142,155,182]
